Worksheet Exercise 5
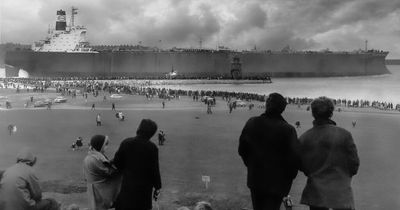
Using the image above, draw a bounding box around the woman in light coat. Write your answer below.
[83,135,121,210]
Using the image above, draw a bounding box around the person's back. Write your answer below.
[299,97,359,210]
[115,136,160,189]
[300,125,357,177]
[113,119,161,210]
[83,135,121,210]
[1,163,41,210]
[239,93,299,210]
[0,148,59,210]
[239,111,298,194]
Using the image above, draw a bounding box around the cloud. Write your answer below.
[227,3,267,35]
[1,0,400,57]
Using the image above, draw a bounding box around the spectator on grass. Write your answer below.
[83,135,122,210]
[239,93,300,210]
[112,119,162,210]
[96,114,102,126]
[299,97,360,210]
[0,148,60,210]
[158,130,166,146]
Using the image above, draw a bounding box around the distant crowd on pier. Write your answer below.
[1,77,400,112]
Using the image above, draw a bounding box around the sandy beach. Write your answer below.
[1,88,400,209]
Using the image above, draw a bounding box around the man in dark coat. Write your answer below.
[299,97,359,210]
[112,119,162,210]
[239,92,299,210]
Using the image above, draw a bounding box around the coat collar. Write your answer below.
[88,150,109,163]
[262,111,287,122]
[313,118,337,127]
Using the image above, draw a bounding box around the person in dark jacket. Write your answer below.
[239,92,299,210]
[112,119,162,210]
[299,97,359,210]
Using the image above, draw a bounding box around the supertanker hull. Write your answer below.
[5,50,390,77]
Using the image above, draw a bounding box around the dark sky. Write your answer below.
[1,0,400,58]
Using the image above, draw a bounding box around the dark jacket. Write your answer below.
[112,136,161,210]
[299,119,359,209]
[238,112,299,197]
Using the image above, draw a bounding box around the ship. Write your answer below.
[4,8,390,78]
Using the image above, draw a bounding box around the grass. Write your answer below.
[1,90,400,209]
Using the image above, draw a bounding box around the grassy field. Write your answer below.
[1,90,400,209]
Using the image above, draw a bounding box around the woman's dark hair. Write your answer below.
[136,119,158,139]
[311,96,335,119]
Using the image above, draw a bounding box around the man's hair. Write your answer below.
[136,119,158,139]
[265,93,287,114]
[311,96,334,119]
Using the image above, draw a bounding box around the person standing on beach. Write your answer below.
[207,101,212,114]
[158,130,166,146]
[92,103,96,110]
[239,93,299,210]
[112,119,161,210]
[298,97,359,210]
[96,114,102,126]
[112,103,116,111]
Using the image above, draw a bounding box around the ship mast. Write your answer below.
[70,7,78,27]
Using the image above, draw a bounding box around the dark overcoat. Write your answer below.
[112,136,161,210]
[299,119,359,209]
[238,112,299,197]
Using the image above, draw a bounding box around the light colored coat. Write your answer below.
[83,150,121,210]
[299,119,360,209]
[0,163,42,210]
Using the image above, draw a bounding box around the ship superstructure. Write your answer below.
[32,7,94,53]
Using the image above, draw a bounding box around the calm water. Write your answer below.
[162,65,400,103]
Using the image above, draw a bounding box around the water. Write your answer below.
[161,65,400,103]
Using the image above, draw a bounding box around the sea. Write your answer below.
[161,65,400,104]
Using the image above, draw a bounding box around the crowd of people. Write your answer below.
[0,77,388,210]
[1,77,400,112]
[0,93,360,210]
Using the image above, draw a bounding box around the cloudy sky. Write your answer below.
[1,0,400,58]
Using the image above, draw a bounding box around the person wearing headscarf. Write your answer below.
[238,93,300,210]
[83,135,121,210]
[0,148,60,210]
[112,119,162,210]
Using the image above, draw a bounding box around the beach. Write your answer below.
[0,87,400,209]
